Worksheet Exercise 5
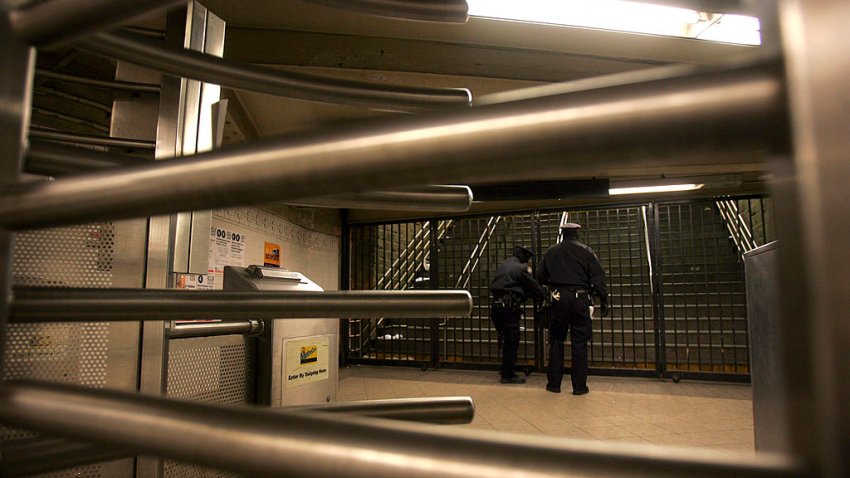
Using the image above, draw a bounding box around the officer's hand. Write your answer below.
[601,301,610,317]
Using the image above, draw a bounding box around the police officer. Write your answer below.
[538,223,608,395]
[490,246,546,384]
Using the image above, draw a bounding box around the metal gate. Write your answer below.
[346,197,773,381]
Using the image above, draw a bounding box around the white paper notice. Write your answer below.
[208,226,246,274]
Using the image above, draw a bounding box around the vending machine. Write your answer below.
[223,265,338,407]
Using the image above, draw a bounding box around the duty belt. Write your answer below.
[493,292,523,309]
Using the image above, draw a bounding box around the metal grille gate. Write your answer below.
[346,197,773,381]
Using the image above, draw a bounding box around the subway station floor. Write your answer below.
[339,365,754,453]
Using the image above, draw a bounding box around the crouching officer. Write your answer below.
[490,246,547,384]
[539,222,609,395]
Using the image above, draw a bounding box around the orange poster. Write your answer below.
[264,241,281,267]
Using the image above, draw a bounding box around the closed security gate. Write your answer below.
[346,197,773,382]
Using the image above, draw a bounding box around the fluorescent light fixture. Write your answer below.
[467,0,760,45]
[609,183,704,195]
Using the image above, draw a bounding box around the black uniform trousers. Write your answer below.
[547,290,593,392]
[491,302,522,379]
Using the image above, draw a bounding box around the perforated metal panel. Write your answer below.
[165,336,253,477]
[12,223,115,287]
[2,223,134,477]
[166,338,254,404]
[164,462,244,478]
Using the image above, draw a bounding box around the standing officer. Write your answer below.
[538,222,608,395]
[490,246,547,384]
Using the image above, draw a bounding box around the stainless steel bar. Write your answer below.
[0,62,786,231]
[10,287,473,322]
[287,185,473,212]
[35,68,161,94]
[301,0,469,23]
[290,396,474,424]
[779,0,850,475]
[0,380,800,478]
[25,140,150,176]
[7,0,182,47]
[0,436,128,478]
[0,14,33,380]
[76,30,472,112]
[29,128,156,150]
[168,319,263,339]
[24,143,469,209]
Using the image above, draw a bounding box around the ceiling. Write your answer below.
[31,0,773,223]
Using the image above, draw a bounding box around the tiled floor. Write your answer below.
[339,365,754,453]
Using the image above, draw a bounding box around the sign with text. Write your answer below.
[284,335,330,389]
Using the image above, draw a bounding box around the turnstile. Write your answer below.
[224,265,339,407]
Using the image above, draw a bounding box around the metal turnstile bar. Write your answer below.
[25,140,150,176]
[10,288,473,322]
[6,0,182,47]
[301,0,469,23]
[0,380,800,478]
[35,68,161,94]
[23,143,470,210]
[29,128,156,150]
[291,396,475,425]
[75,30,472,112]
[0,62,786,230]
[287,185,473,212]
[167,320,264,339]
[0,436,128,478]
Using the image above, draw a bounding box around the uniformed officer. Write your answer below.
[538,222,608,395]
[490,246,547,384]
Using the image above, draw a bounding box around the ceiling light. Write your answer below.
[609,183,704,195]
[467,0,760,45]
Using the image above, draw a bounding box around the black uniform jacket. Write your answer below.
[538,239,608,301]
[490,256,546,301]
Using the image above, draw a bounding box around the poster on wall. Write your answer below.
[208,226,246,274]
[175,273,215,290]
[284,336,330,389]
[264,241,281,268]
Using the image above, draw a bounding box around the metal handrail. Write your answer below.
[356,220,452,351]
[75,30,472,113]
[0,61,786,231]
[455,216,502,289]
[0,380,800,478]
[167,320,264,339]
[716,199,757,256]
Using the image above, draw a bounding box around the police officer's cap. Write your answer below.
[560,222,582,229]
[512,246,534,257]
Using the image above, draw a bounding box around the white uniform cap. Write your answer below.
[560,222,582,229]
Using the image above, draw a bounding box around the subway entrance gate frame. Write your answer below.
[1,0,849,477]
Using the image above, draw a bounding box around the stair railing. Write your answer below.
[715,199,757,257]
[354,220,453,353]
[454,216,502,290]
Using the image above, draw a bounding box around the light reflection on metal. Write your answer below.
[10,287,473,322]
[74,30,472,112]
[0,62,786,230]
